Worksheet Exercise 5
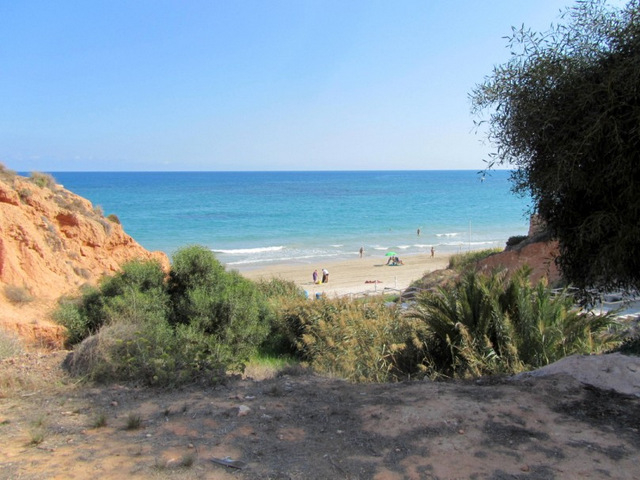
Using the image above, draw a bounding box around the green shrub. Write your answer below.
[30,171,56,189]
[107,213,121,224]
[91,413,107,428]
[506,235,528,248]
[57,247,273,384]
[66,320,226,387]
[168,246,270,366]
[54,260,168,346]
[3,285,33,304]
[100,259,166,298]
[406,268,619,379]
[125,413,142,430]
[254,278,307,355]
[448,248,503,271]
[53,300,90,346]
[281,297,428,382]
[256,277,306,299]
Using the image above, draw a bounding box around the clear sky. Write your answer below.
[1,0,575,172]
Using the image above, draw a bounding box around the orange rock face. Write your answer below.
[0,171,169,347]
[476,239,562,286]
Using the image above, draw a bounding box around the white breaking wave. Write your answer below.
[225,251,341,266]
[213,246,284,255]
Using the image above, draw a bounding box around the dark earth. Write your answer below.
[1,351,639,479]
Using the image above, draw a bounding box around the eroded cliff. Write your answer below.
[0,169,169,347]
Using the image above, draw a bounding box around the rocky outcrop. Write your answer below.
[0,169,170,347]
[476,238,562,286]
[475,216,562,286]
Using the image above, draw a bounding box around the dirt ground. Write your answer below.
[1,351,639,480]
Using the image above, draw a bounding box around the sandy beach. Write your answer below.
[238,252,451,298]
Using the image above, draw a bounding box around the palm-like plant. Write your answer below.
[503,269,619,367]
[408,267,619,378]
[408,270,519,378]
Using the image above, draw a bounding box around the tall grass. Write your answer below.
[0,329,23,359]
[279,297,428,382]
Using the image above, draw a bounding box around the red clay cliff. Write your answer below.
[0,169,169,347]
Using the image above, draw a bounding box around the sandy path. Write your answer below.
[236,253,451,298]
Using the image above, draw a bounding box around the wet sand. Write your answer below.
[238,253,451,297]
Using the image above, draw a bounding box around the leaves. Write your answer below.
[407,269,618,378]
[471,0,640,294]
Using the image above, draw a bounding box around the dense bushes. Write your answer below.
[277,297,427,382]
[55,245,620,386]
[56,246,272,385]
[405,268,619,378]
[54,260,168,344]
[65,322,227,387]
[167,246,271,368]
[506,235,528,248]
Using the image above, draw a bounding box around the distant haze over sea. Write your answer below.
[50,171,531,269]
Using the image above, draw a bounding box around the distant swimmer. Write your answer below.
[417,228,421,236]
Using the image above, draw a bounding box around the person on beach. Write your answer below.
[313,269,319,284]
[359,246,364,258]
[431,246,435,258]
[322,268,329,283]
[417,227,421,236]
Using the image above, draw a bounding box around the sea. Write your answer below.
[48,170,531,271]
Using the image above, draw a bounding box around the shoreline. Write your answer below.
[236,252,452,298]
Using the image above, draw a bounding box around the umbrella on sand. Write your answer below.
[385,251,397,257]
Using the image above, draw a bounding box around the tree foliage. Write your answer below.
[471,0,640,294]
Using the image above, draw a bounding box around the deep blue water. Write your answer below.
[49,171,531,269]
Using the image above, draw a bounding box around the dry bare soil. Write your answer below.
[1,351,639,480]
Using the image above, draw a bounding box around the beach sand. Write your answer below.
[238,252,451,298]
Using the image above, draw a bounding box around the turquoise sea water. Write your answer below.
[50,171,531,270]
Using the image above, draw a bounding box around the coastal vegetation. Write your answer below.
[3,285,34,305]
[472,0,640,297]
[447,247,502,272]
[44,0,640,386]
[406,268,618,379]
[54,245,619,385]
[56,246,275,386]
[29,171,57,189]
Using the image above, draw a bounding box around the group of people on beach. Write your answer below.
[386,255,404,265]
[312,268,329,284]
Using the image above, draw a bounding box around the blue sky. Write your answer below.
[2,0,575,171]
